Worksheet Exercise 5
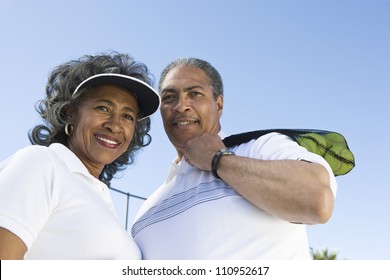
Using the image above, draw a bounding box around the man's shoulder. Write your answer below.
[233,132,294,149]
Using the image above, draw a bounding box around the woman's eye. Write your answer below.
[124,114,135,122]
[96,106,109,112]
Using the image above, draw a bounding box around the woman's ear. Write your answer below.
[64,106,76,122]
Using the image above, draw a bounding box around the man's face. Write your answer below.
[160,66,223,154]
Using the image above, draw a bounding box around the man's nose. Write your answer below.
[173,96,191,112]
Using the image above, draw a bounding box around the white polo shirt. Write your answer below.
[0,143,140,259]
[132,133,337,259]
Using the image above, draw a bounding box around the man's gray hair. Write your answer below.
[158,58,223,99]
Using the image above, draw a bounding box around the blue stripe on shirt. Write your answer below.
[131,180,239,237]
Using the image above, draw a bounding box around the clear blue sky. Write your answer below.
[1,0,389,260]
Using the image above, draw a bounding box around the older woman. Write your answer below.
[0,52,160,259]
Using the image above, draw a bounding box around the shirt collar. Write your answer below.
[172,131,226,165]
[167,131,226,181]
[49,143,93,178]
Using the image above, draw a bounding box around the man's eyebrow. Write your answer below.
[161,85,206,94]
[161,87,177,94]
[184,85,206,91]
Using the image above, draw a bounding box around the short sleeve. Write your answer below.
[0,146,56,248]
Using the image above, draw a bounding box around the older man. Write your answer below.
[132,58,336,259]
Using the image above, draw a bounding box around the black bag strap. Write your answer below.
[222,129,355,176]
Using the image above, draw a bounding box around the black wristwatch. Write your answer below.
[211,148,235,179]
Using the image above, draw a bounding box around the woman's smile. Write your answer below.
[94,134,122,149]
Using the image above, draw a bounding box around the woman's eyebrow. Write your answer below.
[94,99,137,113]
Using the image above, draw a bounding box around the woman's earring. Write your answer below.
[65,124,73,136]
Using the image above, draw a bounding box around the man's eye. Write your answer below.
[190,91,201,96]
[162,95,176,102]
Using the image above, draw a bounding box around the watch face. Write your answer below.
[222,149,234,156]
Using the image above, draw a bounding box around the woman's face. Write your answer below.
[67,84,139,178]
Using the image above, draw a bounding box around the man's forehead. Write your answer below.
[161,84,209,94]
[161,66,211,91]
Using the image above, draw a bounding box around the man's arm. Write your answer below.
[184,134,334,224]
[216,155,333,224]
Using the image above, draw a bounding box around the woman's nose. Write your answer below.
[104,114,122,133]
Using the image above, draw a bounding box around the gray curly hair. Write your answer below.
[29,51,154,185]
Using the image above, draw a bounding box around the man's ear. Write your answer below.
[217,95,223,117]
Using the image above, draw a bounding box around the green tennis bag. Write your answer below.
[222,129,355,176]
